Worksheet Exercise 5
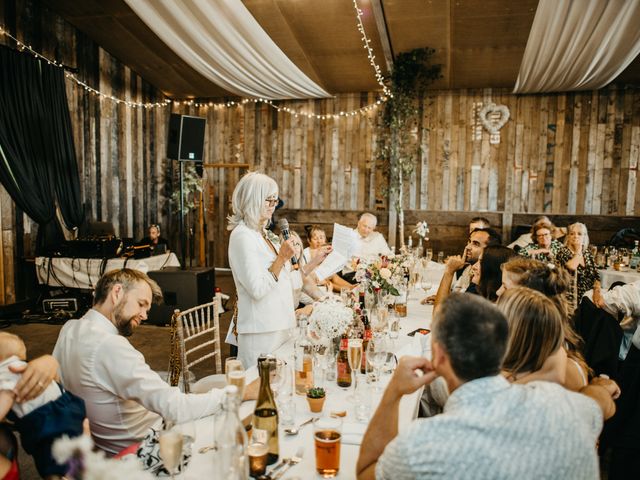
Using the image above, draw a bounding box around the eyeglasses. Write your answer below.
[265,197,278,207]
[536,233,551,238]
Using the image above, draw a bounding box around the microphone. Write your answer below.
[278,218,299,267]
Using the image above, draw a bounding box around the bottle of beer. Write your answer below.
[336,333,352,387]
[294,319,314,395]
[630,240,640,270]
[253,356,279,465]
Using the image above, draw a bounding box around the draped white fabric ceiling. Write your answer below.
[124,0,330,99]
[514,0,640,93]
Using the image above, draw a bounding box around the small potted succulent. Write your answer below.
[306,387,326,413]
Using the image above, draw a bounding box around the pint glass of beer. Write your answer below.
[314,417,342,477]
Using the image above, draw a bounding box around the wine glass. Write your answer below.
[347,338,363,402]
[269,358,287,399]
[367,337,390,392]
[372,306,389,334]
[388,309,400,339]
[225,358,246,399]
[159,427,183,479]
[314,336,331,389]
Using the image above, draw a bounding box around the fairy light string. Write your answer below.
[0,4,390,118]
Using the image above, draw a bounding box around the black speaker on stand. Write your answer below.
[167,114,206,269]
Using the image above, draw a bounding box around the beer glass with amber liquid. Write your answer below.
[314,417,342,477]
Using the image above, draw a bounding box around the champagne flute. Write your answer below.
[347,338,363,402]
[225,358,246,399]
[159,428,183,479]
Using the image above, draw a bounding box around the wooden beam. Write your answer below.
[370,0,394,72]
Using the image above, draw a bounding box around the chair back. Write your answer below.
[169,296,223,393]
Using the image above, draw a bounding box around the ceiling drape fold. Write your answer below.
[514,0,640,93]
[124,0,330,99]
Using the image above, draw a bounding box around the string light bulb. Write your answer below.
[0,7,389,118]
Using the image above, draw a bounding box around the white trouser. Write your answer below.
[237,329,293,370]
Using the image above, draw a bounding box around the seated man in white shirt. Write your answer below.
[357,293,619,480]
[354,212,391,258]
[53,268,256,455]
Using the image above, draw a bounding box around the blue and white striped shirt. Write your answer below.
[377,375,602,479]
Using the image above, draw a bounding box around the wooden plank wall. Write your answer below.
[188,87,640,267]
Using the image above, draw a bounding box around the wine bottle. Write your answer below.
[361,308,372,374]
[294,319,314,395]
[253,356,279,465]
[630,241,640,270]
[336,333,352,387]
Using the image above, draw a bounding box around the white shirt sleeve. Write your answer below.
[93,336,223,424]
[229,227,278,302]
[601,280,640,318]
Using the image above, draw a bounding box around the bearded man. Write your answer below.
[53,268,255,454]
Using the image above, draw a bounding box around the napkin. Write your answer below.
[341,421,367,445]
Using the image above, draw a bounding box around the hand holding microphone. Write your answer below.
[278,219,299,266]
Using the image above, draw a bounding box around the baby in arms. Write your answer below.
[0,332,85,479]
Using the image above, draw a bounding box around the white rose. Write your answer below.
[379,267,392,279]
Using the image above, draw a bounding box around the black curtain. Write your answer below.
[0,46,83,253]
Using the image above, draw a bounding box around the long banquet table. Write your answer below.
[599,266,640,289]
[185,262,445,479]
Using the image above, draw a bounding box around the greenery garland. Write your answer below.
[377,48,441,246]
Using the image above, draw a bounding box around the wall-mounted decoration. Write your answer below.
[479,103,510,144]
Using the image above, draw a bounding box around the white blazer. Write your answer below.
[228,222,296,334]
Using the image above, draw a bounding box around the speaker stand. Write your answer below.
[179,161,187,269]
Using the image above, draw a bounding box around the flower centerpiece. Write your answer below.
[308,297,354,341]
[354,255,403,297]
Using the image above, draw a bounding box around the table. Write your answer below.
[186,262,444,479]
[599,266,640,289]
[35,253,181,289]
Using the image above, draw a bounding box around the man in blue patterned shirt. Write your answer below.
[357,293,619,480]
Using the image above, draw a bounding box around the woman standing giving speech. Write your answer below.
[228,172,297,369]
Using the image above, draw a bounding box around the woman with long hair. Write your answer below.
[497,287,566,384]
[557,222,600,309]
[472,245,518,302]
[497,256,591,391]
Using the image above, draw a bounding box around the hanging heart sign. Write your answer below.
[478,103,510,144]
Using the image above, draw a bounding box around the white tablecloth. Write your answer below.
[185,264,442,479]
[599,267,640,290]
[35,253,181,289]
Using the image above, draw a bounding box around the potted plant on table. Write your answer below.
[306,387,326,413]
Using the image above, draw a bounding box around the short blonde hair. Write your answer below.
[93,269,163,306]
[0,332,26,361]
[227,172,278,231]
